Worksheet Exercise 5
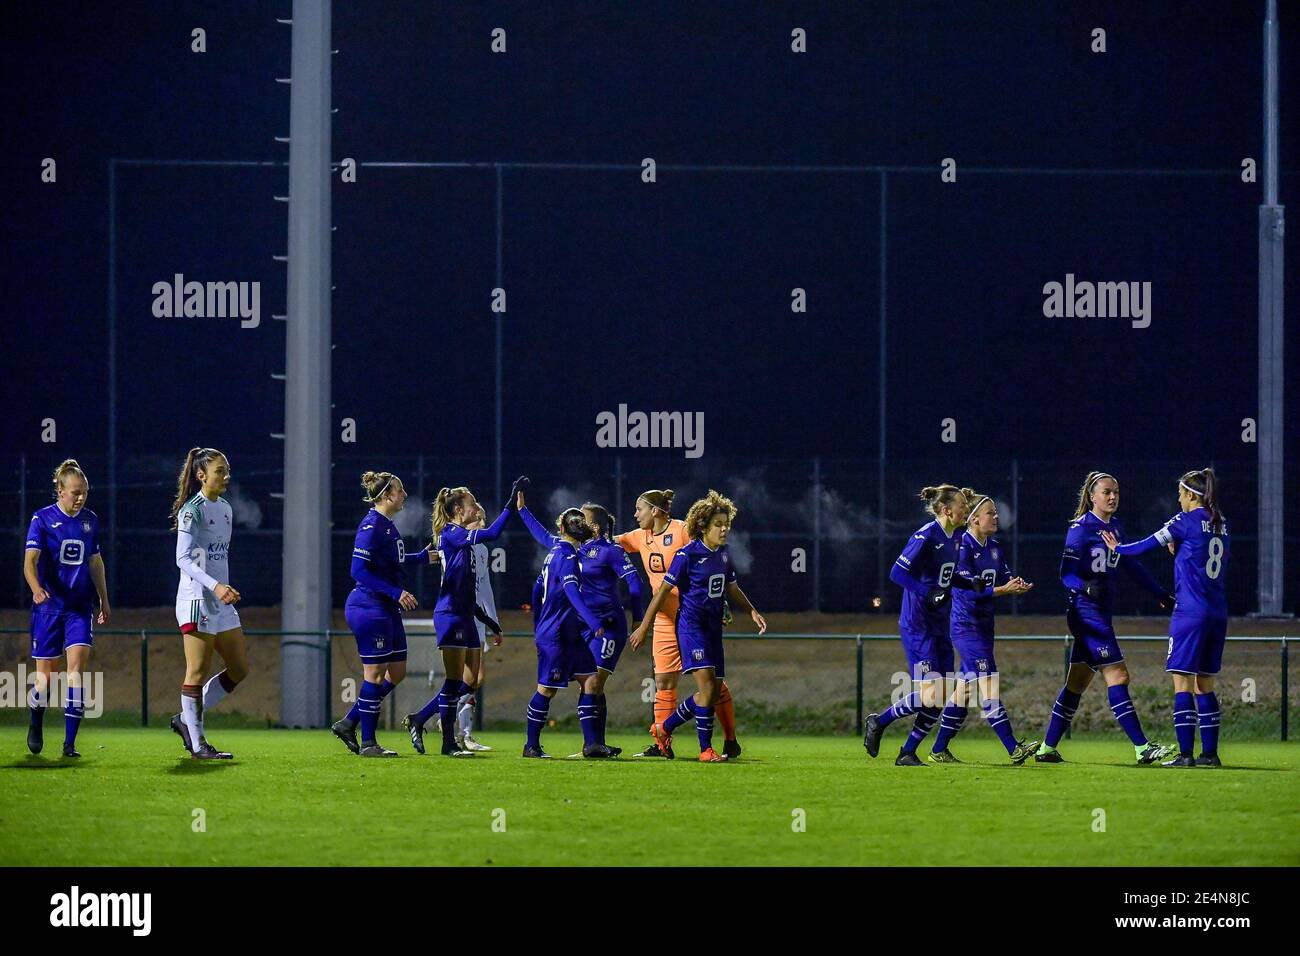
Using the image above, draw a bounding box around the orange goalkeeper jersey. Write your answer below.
[615,518,688,620]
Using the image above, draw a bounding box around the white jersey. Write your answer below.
[176,493,233,605]
[473,542,497,643]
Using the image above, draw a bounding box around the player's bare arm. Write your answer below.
[725,581,766,634]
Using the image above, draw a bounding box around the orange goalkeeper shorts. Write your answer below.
[651,616,681,674]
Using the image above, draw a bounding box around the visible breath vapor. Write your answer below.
[225,483,263,529]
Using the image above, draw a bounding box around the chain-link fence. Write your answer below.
[3,452,1294,616]
[0,628,1291,741]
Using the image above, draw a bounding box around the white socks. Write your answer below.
[182,692,204,746]
[457,693,475,736]
[203,670,233,710]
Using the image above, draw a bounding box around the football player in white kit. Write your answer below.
[167,448,248,759]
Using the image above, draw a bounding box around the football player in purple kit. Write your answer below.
[575,501,645,755]
[518,496,644,756]
[516,488,616,758]
[1034,471,1175,765]
[926,489,1038,764]
[1101,468,1229,768]
[403,482,515,757]
[23,459,110,757]
[863,485,973,766]
[637,490,767,763]
[330,471,437,757]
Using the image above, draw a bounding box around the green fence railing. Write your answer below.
[0,629,1290,740]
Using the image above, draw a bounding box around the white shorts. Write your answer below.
[177,595,241,635]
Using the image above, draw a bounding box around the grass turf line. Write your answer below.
[1,729,1296,867]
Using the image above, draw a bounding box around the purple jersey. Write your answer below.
[1061,511,1166,614]
[350,509,425,605]
[893,520,960,634]
[663,539,736,634]
[435,509,510,617]
[1147,508,1228,617]
[951,531,1012,634]
[535,541,585,644]
[519,506,638,620]
[577,538,640,616]
[25,504,101,612]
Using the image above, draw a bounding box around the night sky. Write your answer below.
[2,2,1295,611]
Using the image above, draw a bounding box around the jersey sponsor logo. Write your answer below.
[937,562,955,588]
[708,573,726,597]
[59,540,85,566]
[648,553,666,573]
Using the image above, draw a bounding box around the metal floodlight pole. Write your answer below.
[1258,0,1285,616]
[280,0,333,726]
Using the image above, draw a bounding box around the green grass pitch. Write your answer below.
[2,729,1297,866]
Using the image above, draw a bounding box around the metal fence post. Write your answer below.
[1282,636,1289,742]
[614,456,623,523]
[812,457,822,613]
[1010,457,1020,616]
[323,628,332,727]
[17,454,27,608]
[1063,638,1072,740]
[140,629,148,727]
[855,635,864,735]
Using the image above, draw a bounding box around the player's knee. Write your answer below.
[226,662,249,685]
[654,673,676,690]
[536,684,557,699]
